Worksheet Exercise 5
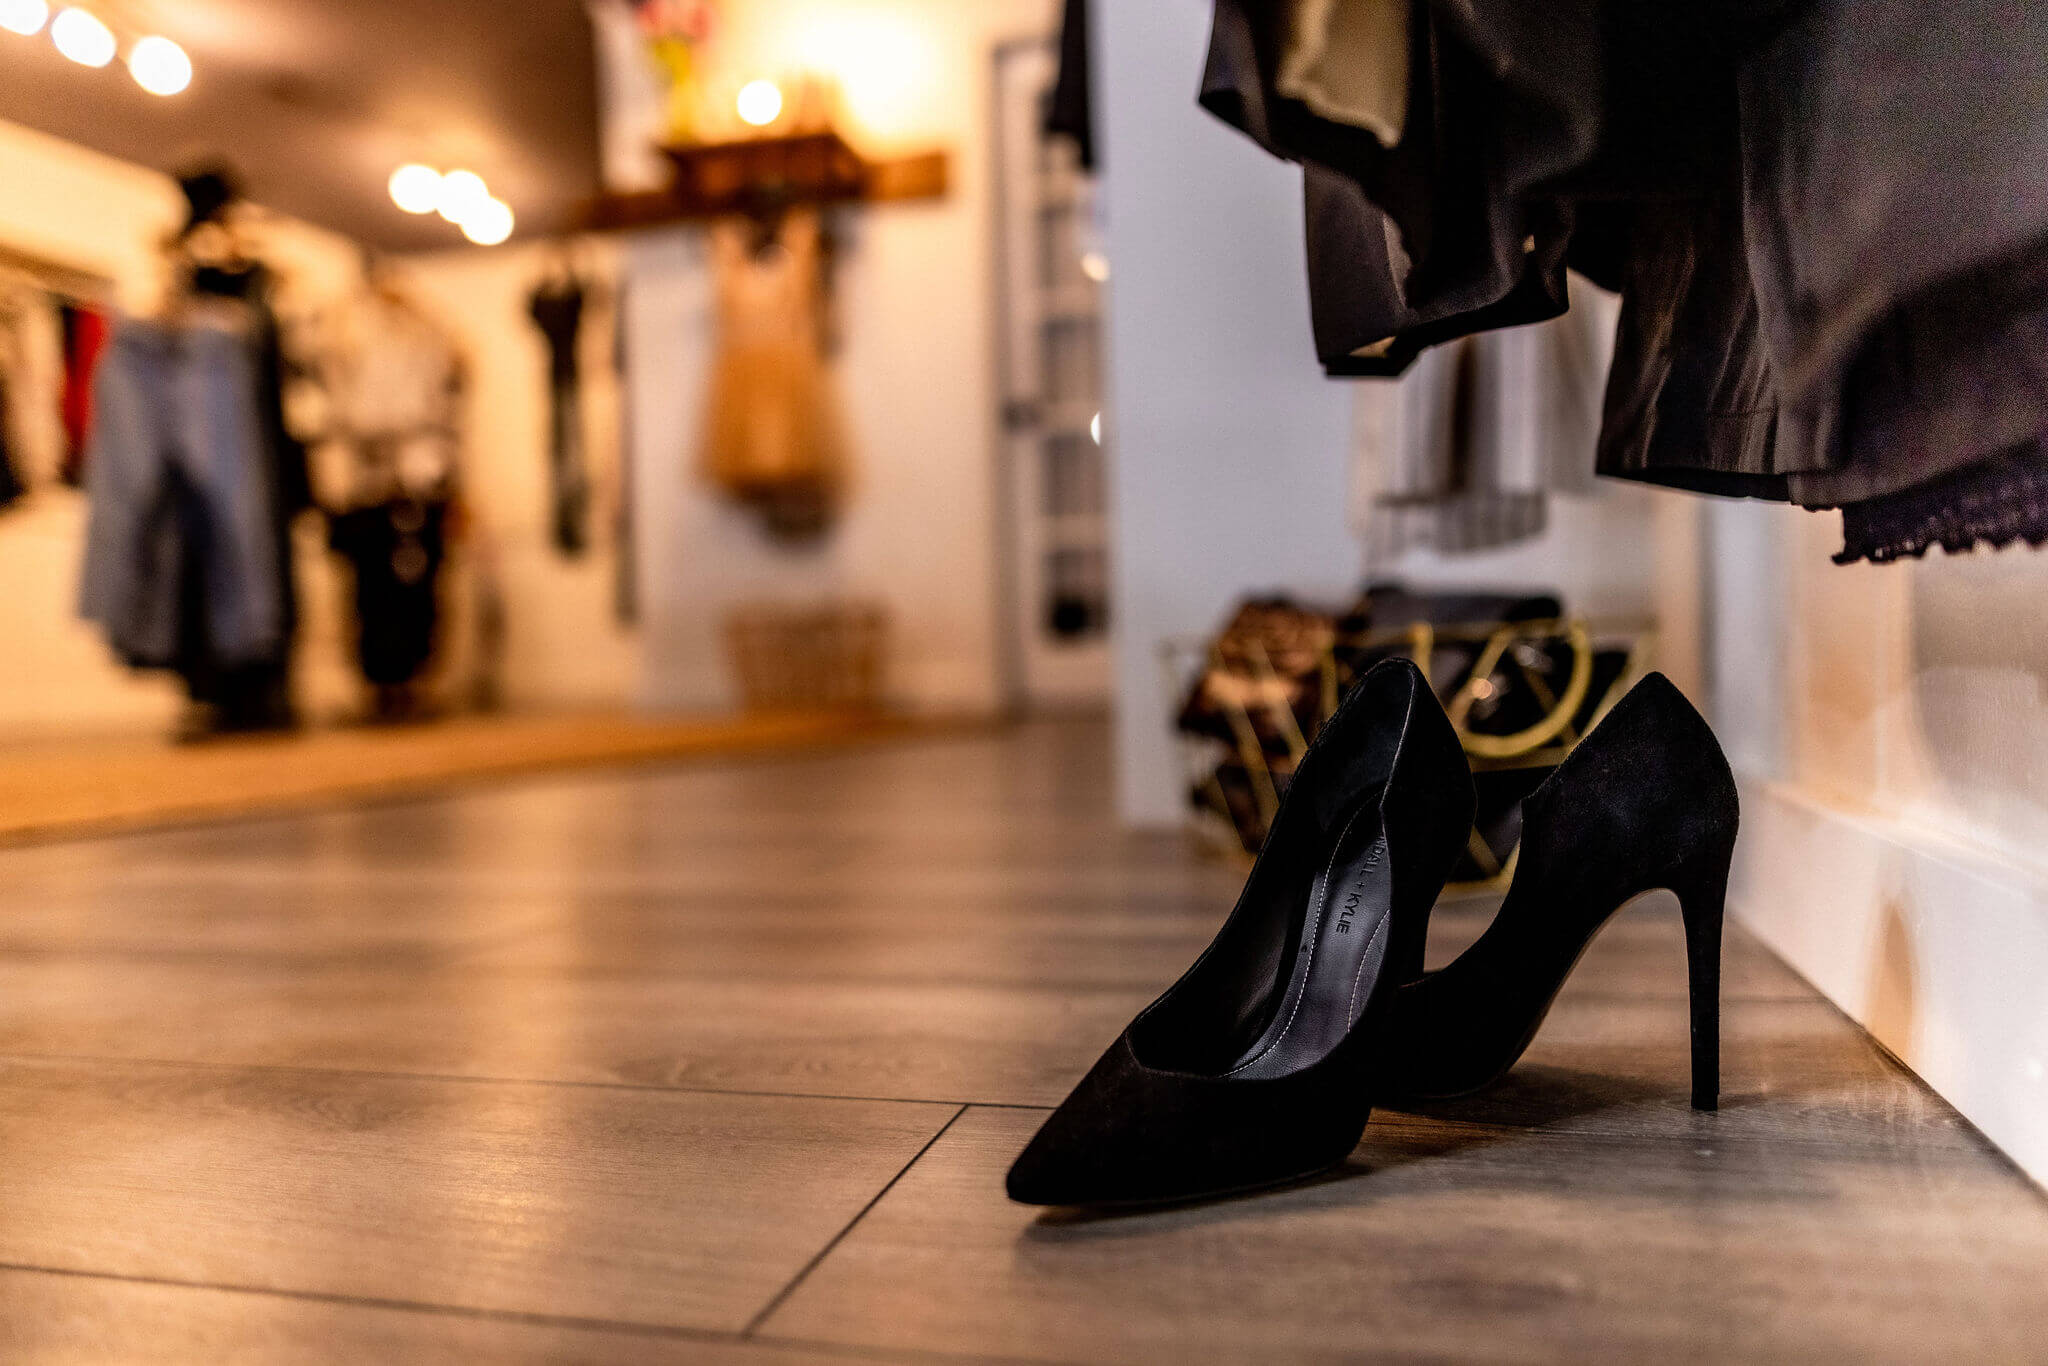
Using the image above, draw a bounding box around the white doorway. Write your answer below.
[992,39,1112,710]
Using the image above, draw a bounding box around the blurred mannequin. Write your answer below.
[292,256,465,720]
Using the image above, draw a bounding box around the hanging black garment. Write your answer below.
[530,281,590,557]
[1047,0,1096,169]
[1740,0,2048,466]
[1202,0,1788,385]
[1775,240,2048,516]
[0,373,24,511]
[1204,0,2048,566]
[1835,438,2048,566]
[1593,169,1788,499]
[1301,163,1571,377]
[611,280,637,625]
[1200,0,1600,374]
[1586,7,2048,514]
[0,444,24,511]
[329,498,448,688]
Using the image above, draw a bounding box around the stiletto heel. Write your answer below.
[1673,843,1731,1111]
[1007,658,1473,1207]
[1377,673,1740,1107]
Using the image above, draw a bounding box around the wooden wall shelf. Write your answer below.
[582,130,949,231]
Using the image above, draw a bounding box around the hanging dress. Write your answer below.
[698,207,849,541]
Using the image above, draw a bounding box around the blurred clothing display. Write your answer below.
[198,262,310,514]
[78,318,283,674]
[0,407,22,510]
[611,278,638,625]
[586,0,673,194]
[290,274,465,712]
[292,281,462,508]
[1200,0,2048,564]
[529,277,592,556]
[70,170,311,735]
[0,281,66,503]
[1350,277,1617,555]
[329,498,448,694]
[699,208,848,542]
[57,301,111,485]
[191,261,313,729]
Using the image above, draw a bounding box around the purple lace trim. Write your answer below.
[1836,442,2048,565]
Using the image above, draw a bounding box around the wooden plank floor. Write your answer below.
[0,718,2040,1363]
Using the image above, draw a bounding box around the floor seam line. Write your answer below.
[741,1103,970,1338]
[0,1260,750,1344]
[0,1261,1031,1365]
[0,1050,1058,1111]
[746,1330,1059,1366]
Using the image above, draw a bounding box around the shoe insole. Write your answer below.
[1226,789,1394,1080]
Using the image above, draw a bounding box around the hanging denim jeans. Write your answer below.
[79,317,282,671]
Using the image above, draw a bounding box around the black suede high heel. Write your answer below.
[1007,659,1474,1207]
[1377,672,1739,1111]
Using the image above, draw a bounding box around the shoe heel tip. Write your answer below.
[1691,1093,1718,1112]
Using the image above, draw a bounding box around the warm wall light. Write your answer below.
[459,197,514,246]
[127,34,189,94]
[49,6,113,66]
[388,163,442,214]
[736,79,784,128]
[435,169,489,223]
[0,0,48,38]
[797,14,938,146]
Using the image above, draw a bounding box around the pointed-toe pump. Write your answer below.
[1376,671,1739,1111]
[1007,658,1475,1207]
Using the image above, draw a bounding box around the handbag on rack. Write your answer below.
[1172,583,1646,890]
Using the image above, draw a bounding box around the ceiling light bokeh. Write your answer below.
[459,197,513,246]
[434,168,489,223]
[0,0,48,38]
[127,34,190,95]
[49,6,113,66]
[736,79,783,128]
[388,163,442,215]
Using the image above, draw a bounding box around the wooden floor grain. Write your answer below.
[0,1057,955,1333]
[0,718,2038,1362]
[0,1267,908,1365]
[767,1105,2048,1364]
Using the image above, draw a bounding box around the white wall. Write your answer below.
[1096,0,1363,823]
[1708,502,2048,1187]
[623,0,1055,715]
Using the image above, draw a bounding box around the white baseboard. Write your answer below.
[1731,777,2048,1187]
